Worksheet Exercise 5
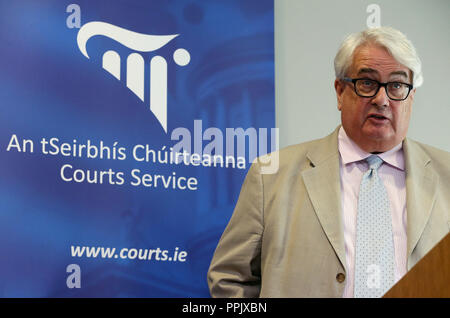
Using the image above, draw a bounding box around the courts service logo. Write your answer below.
[76,21,190,133]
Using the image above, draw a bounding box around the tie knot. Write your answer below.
[366,155,383,170]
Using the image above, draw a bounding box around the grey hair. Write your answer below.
[334,26,423,88]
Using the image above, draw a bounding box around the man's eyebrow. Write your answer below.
[389,70,408,79]
[357,68,409,79]
[357,68,378,76]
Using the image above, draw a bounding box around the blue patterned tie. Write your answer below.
[354,155,395,298]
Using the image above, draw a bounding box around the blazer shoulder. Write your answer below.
[278,137,325,158]
[407,138,450,177]
[256,132,337,178]
[408,139,450,159]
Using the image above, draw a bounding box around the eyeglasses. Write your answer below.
[342,78,413,101]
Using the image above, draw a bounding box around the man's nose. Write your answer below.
[371,86,390,107]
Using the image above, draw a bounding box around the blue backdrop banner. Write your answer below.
[0,0,275,297]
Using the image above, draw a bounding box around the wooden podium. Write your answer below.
[383,233,450,297]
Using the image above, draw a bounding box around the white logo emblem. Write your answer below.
[77,21,190,132]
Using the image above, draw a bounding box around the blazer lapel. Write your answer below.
[403,138,439,269]
[301,127,346,270]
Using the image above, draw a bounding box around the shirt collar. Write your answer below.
[338,126,405,171]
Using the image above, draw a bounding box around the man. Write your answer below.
[207,27,450,298]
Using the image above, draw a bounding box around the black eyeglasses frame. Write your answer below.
[342,77,413,101]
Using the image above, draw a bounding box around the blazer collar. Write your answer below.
[302,126,346,270]
[403,138,439,268]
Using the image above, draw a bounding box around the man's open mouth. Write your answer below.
[368,114,388,120]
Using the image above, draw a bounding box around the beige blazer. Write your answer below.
[207,127,450,297]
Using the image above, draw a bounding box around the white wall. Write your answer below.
[275,0,450,152]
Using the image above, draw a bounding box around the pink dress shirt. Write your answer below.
[338,127,407,298]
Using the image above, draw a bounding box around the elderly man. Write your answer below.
[207,27,450,298]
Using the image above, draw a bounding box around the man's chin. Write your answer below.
[362,125,393,140]
[358,130,397,152]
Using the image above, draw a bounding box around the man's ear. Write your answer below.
[334,79,344,111]
[409,88,416,102]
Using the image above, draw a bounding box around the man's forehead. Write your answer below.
[351,45,411,78]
